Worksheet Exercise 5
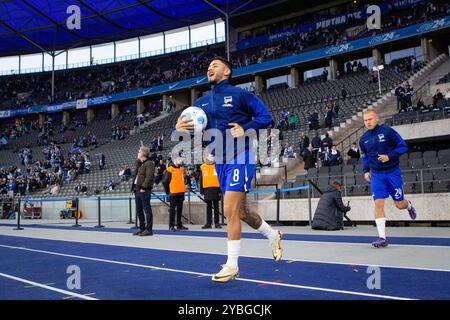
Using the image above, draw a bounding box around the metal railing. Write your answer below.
[391,107,450,125]
[336,125,366,158]
[412,80,430,107]
[286,166,450,198]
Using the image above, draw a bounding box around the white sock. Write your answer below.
[375,218,386,239]
[226,240,241,268]
[407,201,412,210]
[257,220,277,242]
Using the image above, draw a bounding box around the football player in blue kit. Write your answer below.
[359,110,417,248]
[175,56,282,282]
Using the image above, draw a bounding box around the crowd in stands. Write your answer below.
[296,131,356,170]
[111,125,129,140]
[395,80,414,112]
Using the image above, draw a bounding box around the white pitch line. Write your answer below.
[2,224,449,249]
[0,272,98,300]
[2,233,450,273]
[0,244,416,300]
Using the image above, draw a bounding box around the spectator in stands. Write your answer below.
[347,142,361,160]
[341,86,347,100]
[405,82,413,108]
[411,57,416,73]
[119,165,131,182]
[329,145,342,166]
[155,159,166,185]
[75,182,88,194]
[66,169,77,182]
[298,131,310,160]
[322,68,329,82]
[157,133,164,151]
[104,178,115,191]
[311,133,322,159]
[322,133,333,149]
[283,143,295,158]
[288,113,298,131]
[331,101,339,119]
[303,145,316,170]
[345,61,352,74]
[151,135,158,152]
[433,89,444,107]
[53,176,62,194]
[395,84,405,111]
[352,61,358,73]
[319,145,331,167]
[324,107,333,129]
[98,153,106,170]
[446,88,450,100]
[311,110,320,130]
[90,134,98,147]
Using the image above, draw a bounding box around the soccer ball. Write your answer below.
[180,106,208,133]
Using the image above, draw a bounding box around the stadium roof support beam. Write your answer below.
[136,0,196,24]
[202,0,255,61]
[19,0,87,41]
[74,0,131,31]
[0,19,48,53]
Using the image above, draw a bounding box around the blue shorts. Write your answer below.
[214,163,255,193]
[371,167,404,201]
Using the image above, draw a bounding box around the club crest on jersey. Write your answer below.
[378,134,385,142]
[222,96,233,107]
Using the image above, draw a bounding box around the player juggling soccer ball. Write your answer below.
[359,110,417,248]
[175,56,282,283]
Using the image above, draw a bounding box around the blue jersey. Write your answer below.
[194,80,271,192]
[193,80,272,163]
[359,124,408,174]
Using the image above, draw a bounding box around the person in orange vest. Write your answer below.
[162,157,189,231]
[200,154,222,229]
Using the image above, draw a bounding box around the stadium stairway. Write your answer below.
[330,53,449,156]
[255,53,449,198]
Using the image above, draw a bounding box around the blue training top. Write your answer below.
[359,124,408,174]
[194,80,272,163]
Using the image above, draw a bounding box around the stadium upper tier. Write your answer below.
[1,5,449,115]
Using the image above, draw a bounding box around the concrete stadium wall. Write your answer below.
[29,192,450,222]
[251,193,450,221]
[392,118,450,141]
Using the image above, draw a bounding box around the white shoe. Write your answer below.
[271,230,283,262]
[211,265,239,283]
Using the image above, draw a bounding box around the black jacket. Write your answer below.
[312,185,350,230]
[299,136,310,150]
[132,158,155,192]
[199,171,221,201]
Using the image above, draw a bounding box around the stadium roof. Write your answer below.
[0,0,279,57]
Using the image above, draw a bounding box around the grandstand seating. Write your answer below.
[437,72,450,84]
[284,148,450,198]
[262,58,425,150]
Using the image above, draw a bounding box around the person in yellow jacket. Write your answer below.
[200,154,222,229]
[162,157,189,231]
